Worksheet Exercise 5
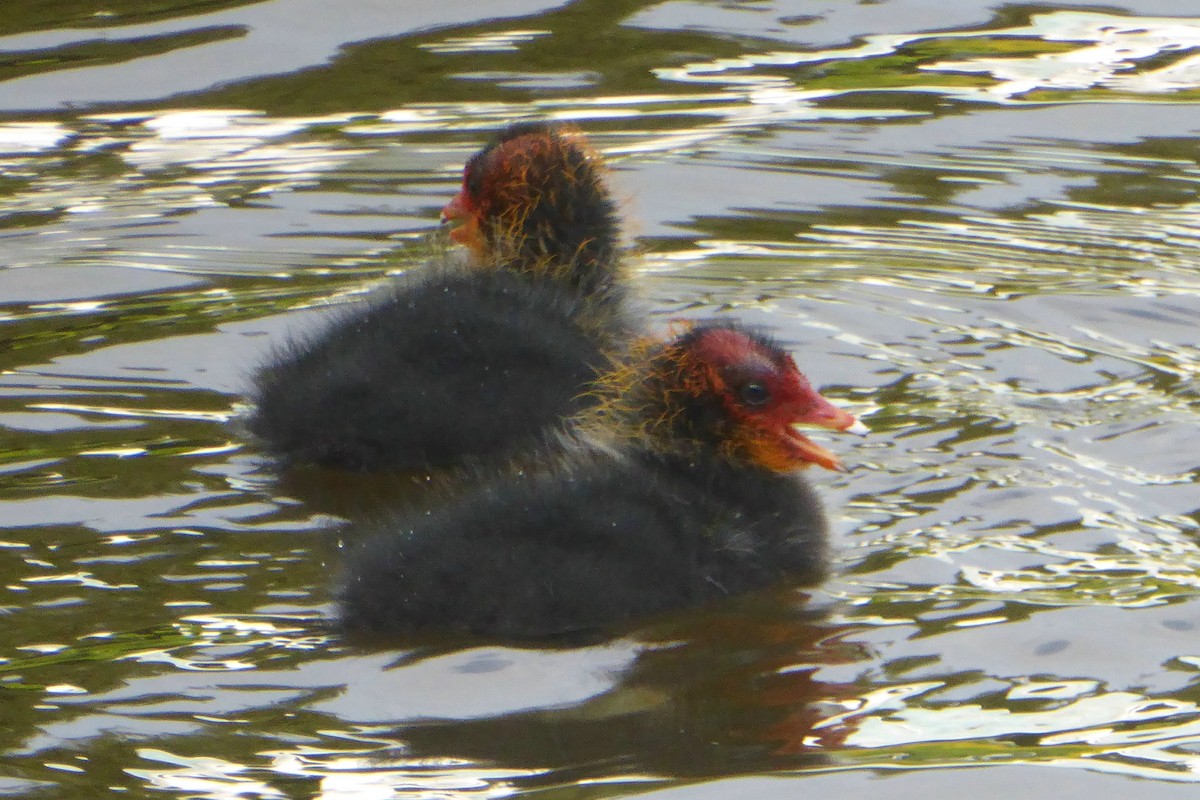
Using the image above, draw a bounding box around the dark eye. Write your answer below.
[739,382,770,407]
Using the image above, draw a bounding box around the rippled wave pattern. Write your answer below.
[1,1,1199,797]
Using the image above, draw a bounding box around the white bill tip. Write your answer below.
[844,419,869,436]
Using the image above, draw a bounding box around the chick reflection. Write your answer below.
[344,599,867,785]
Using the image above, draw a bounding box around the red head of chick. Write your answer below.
[584,321,865,473]
[441,121,622,296]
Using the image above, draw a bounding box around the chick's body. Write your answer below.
[338,323,861,638]
[247,122,629,473]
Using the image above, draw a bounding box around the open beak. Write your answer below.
[784,393,867,472]
[784,427,845,472]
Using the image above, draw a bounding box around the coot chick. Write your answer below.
[247,122,628,472]
[338,322,865,639]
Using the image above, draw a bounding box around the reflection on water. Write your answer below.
[655,10,1200,101]
[1,0,1199,797]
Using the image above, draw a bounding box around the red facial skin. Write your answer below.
[678,327,861,472]
[441,127,598,263]
[441,189,479,253]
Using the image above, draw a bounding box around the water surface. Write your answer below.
[1,1,1199,797]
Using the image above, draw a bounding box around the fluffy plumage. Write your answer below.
[338,322,863,638]
[246,122,628,472]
